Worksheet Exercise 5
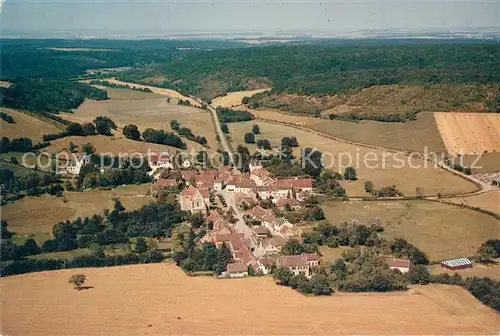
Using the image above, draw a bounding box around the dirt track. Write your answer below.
[2,264,499,335]
[434,112,500,155]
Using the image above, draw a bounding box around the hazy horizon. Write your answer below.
[1,0,499,38]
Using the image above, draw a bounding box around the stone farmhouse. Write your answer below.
[277,253,320,278]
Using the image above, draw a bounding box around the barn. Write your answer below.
[440,258,473,271]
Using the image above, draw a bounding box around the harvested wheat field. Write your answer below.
[0,108,63,142]
[229,120,477,197]
[1,184,152,244]
[444,190,500,216]
[43,133,189,155]
[66,98,217,152]
[435,112,500,155]
[2,263,499,336]
[105,78,200,106]
[212,88,271,108]
[244,108,447,153]
[321,200,500,260]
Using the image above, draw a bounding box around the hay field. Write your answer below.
[462,152,500,173]
[1,184,152,244]
[105,79,199,106]
[244,108,447,153]
[229,120,477,197]
[67,98,217,153]
[2,264,498,336]
[0,108,62,142]
[43,134,187,155]
[212,88,270,108]
[321,200,500,261]
[429,261,500,281]
[444,190,500,215]
[435,112,500,155]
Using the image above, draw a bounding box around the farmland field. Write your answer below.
[104,78,200,106]
[1,184,153,244]
[2,263,499,335]
[0,108,63,142]
[229,120,477,197]
[65,97,218,153]
[321,200,500,261]
[443,190,500,216]
[434,112,500,155]
[212,88,270,108]
[91,86,163,100]
[242,108,447,153]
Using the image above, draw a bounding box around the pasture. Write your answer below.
[228,120,477,197]
[1,184,153,244]
[66,97,218,153]
[212,88,270,108]
[434,112,500,155]
[321,200,500,261]
[2,263,498,335]
[1,108,63,142]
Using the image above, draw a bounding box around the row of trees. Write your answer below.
[0,137,35,153]
[88,80,152,92]
[0,169,62,199]
[43,117,117,142]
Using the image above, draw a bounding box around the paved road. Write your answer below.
[220,190,261,258]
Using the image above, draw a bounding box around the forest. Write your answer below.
[118,42,500,100]
[1,79,108,114]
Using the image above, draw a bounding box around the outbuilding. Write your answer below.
[440,257,473,271]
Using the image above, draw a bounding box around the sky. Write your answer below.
[1,0,499,37]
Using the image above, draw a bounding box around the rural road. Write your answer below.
[221,190,261,257]
[205,103,241,173]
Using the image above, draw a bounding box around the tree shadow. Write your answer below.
[78,286,94,291]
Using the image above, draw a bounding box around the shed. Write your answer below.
[440,258,473,271]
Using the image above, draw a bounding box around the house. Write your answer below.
[151,179,178,195]
[256,186,270,199]
[386,258,411,273]
[276,198,300,210]
[253,225,268,237]
[213,232,255,265]
[234,176,256,193]
[247,206,278,232]
[57,154,90,175]
[278,255,311,278]
[180,186,208,214]
[181,170,198,184]
[259,237,286,255]
[441,258,473,271]
[277,253,320,278]
[197,187,211,205]
[250,167,272,186]
[227,263,248,278]
[148,151,173,169]
[249,160,263,172]
[235,192,258,207]
[213,177,224,191]
[257,256,275,274]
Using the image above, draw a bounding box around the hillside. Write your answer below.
[246,84,500,118]
[0,108,64,142]
[2,264,499,335]
[118,43,500,104]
